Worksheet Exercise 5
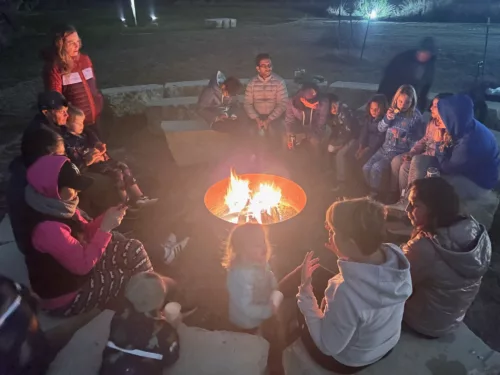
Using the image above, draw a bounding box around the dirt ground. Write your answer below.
[1,4,500,353]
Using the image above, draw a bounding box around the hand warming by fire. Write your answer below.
[224,169,282,224]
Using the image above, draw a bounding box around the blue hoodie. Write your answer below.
[437,94,500,190]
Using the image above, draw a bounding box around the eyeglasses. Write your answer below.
[259,64,272,69]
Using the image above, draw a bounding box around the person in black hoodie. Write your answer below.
[327,94,360,191]
[378,37,436,112]
[24,91,69,136]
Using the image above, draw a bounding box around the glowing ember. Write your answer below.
[224,170,282,224]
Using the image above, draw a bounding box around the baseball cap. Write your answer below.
[38,91,68,111]
[58,161,93,191]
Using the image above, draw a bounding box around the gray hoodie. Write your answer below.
[297,244,412,367]
[403,216,491,337]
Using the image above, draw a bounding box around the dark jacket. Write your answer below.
[43,53,103,125]
[284,93,329,140]
[197,74,239,125]
[437,94,500,190]
[62,129,100,170]
[6,157,29,254]
[378,49,435,111]
[358,115,386,153]
[403,217,491,337]
[328,103,360,146]
[24,113,62,139]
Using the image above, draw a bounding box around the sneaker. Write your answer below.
[163,237,189,265]
[134,196,159,209]
[161,233,176,248]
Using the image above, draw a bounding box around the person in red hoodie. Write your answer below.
[41,24,103,137]
[22,155,154,316]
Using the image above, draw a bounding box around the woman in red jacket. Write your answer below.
[41,24,103,137]
[22,155,154,316]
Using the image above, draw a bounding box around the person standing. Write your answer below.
[378,37,436,112]
[41,24,103,137]
[244,53,288,135]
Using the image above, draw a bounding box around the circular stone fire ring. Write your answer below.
[204,173,307,225]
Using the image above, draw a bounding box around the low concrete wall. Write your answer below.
[102,84,164,117]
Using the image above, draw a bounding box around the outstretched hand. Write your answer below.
[301,251,321,286]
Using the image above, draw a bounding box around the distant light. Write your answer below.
[369,10,377,19]
[120,17,126,22]
[151,15,157,21]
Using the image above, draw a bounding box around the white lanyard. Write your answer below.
[0,283,22,328]
[106,341,163,360]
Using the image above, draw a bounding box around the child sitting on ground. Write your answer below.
[327,94,360,191]
[63,105,157,209]
[223,223,279,331]
[100,271,180,375]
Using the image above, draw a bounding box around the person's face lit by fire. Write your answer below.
[416,50,432,63]
[256,58,273,79]
[396,93,412,112]
[431,98,447,130]
[67,114,85,135]
[406,188,429,229]
[43,106,69,126]
[330,102,340,115]
[64,32,81,58]
[221,84,229,98]
[369,101,381,119]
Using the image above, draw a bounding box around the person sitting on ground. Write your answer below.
[7,127,66,254]
[390,93,453,202]
[22,155,155,316]
[100,271,180,375]
[223,223,278,331]
[355,94,389,164]
[197,71,243,132]
[0,275,50,375]
[434,94,500,200]
[326,93,360,191]
[63,105,158,209]
[363,85,424,200]
[24,91,69,136]
[244,53,288,134]
[270,198,411,374]
[403,177,491,338]
[378,37,436,112]
[284,83,329,154]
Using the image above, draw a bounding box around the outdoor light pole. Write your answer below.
[130,0,137,26]
[360,10,376,60]
[481,17,491,78]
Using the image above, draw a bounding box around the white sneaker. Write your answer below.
[164,237,189,265]
[134,196,159,208]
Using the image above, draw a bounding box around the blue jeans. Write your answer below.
[363,149,398,192]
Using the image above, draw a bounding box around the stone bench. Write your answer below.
[283,325,500,374]
[48,310,269,375]
[102,84,164,117]
[205,18,237,29]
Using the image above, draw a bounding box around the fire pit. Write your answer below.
[204,170,307,225]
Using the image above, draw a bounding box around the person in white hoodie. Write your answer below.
[223,223,278,331]
[295,197,412,373]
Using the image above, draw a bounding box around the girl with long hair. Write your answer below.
[403,177,491,337]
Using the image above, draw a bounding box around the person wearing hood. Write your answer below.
[41,24,103,137]
[7,127,66,255]
[269,198,412,374]
[434,94,500,200]
[378,37,436,112]
[403,177,491,338]
[22,155,154,316]
[284,83,329,153]
[197,72,243,132]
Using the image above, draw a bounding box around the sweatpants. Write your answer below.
[363,149,399,192]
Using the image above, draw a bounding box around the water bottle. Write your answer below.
[426,167,440,178]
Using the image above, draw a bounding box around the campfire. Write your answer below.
[204,170,307,225]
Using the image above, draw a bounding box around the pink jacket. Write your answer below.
[26,155,111,309]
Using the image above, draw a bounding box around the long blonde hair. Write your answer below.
[222,223,271,269]
[391,84,418,117]
[50,24,80,74]
[325,197,387,256]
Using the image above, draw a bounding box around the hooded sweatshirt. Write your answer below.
[284,92,329,140]
[227,263,278,329]
[378,109,424,155]
[437,94,500,190]
[297,244,412,367]
[25,155,111,309]
[403,217,491,337]
[197,71,239,125]
[328,102,360,147]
